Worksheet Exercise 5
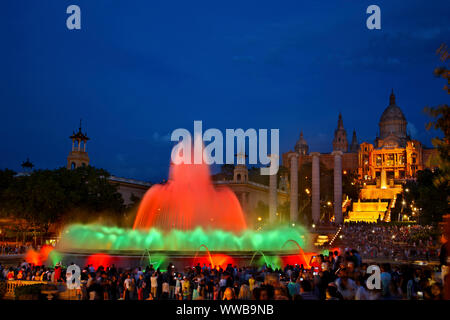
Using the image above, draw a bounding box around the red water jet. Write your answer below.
[87,253,112,269]
[133,149,247,232]
[25,245,54,266]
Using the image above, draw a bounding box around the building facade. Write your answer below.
[283,91,437,183]
[282,90,438,223]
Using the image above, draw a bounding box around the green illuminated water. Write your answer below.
[48,250,62,266]
[58,224,309,252]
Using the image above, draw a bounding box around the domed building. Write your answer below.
[282,90,438,223]
[357,90,437,183]
[376,90,408,148]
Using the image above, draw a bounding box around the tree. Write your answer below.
[0,166,125,234]
[424,104,450,187]
[401,169,448,225]
[0,169,16,217]
[424,43,450,188]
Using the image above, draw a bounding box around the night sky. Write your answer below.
[1,0,449,182]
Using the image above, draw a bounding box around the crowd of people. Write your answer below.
[0,244,30,255]
[339,223,439,262]
[0,222,447,300]
[0,248,445,300]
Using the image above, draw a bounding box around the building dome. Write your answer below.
[378,90,407,148]
[380,104,406,124]
[295,131,309,155]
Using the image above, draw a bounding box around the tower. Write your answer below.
[21,158,34,173]
[294,131,309,155]
[332,113,348,152]
[349,129,359,153]
[67,120,90,169]
[233,150,248,183]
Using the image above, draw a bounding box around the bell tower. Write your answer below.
[233,149,248,183]
[67,120,90,169]
[332,113,348,152]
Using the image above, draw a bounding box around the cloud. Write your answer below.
[407,123,418,138]
[152,132,171,143]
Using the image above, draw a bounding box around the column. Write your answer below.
[332,151,343,224]
[381,168,387,189]
[269,158,278,224]
[289,153,299,223]
[311,152,320,224]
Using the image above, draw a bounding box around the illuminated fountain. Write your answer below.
[49,144,317,270]
[133,157,246,232]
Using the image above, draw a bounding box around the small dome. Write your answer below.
[379,90,406,123]
[295,132,308,154]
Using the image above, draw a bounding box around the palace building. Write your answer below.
[282,90,438,223]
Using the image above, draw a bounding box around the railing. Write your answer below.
[4,280,48,299]
[3,280,81,300]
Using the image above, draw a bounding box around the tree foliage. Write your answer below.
[424,104,450,187]
[0,166,125,231]
[402,169,449,225]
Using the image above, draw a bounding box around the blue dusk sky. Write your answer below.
[1,0,449,182]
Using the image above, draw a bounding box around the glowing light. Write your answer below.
[133,150,247,232]
[55,145,312,269]
[87,253,112,269]
[25,245,55,266]
[58,224,308,252]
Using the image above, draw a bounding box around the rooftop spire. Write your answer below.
[390,89,396,105]
[21,157,34,170]
[70,119,90,141]
[337,113,344,129]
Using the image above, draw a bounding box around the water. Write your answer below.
[58,224,308,252]
[133,156,247,232]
